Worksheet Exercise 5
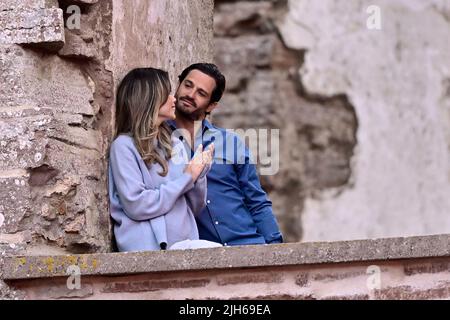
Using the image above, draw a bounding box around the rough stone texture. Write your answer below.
[0,4,65,51]
[213,0,358,242]
[215,35,276,91]
[3,235,450,300]
[0,0,215,298]
[111,0,214,88]
[0,0,214,257]
[0,175,32,234]
[3,234,450,280]
[0,0,59,11]
[58,30,96,59]
[0,0,111,257]
[0,45,95,112]
[1,250,25,299]
[63,0,98,5]
[214,1,273,37]
[277,0,450,241]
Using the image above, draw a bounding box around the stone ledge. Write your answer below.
[0,7,64,50]
[2,234,450,281]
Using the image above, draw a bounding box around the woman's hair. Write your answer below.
[115,68,173,177]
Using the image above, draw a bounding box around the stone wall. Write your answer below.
[213,0,450,242]
[2,0,449,301]
[1,0,113,258]
[3,234,450,300]
[0,0,214,258]
[0,0,214,300]
[111,0,214,89]
[280,0,450,241]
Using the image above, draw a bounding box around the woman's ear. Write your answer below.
[206,102,218,113]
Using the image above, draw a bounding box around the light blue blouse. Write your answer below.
[108,134,208,252]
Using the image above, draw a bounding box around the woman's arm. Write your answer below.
[184,143,214,215]
[150,216,168,250]
[109,138,195,221]
[185,162,211,215]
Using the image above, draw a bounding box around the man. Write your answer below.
[167,63,283,246]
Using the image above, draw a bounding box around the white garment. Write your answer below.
[169,239,223,250]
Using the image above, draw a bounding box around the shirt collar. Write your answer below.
[166,119,177,130]
[167,119,213,135]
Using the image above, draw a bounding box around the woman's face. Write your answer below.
[157,94,177,124]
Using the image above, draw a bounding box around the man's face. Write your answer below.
[175,69,217,121]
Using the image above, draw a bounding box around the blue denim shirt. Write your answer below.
[167,120,283,246]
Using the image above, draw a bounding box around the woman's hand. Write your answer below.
[184,143,214,182]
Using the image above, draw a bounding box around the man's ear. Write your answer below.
[206,102,218,113]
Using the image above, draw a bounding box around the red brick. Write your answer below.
[102,278,210,293]
[228,294,317,300]
[217,272,282,286]
[312,270,366,281]
[404,262,450,276]
[322,294,370,300]
[374,284,450,300]
[295,273,309,287]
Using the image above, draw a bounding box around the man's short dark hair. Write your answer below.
[178,63,226,104]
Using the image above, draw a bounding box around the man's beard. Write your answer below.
[175,98,205,121]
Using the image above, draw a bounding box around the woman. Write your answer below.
[108,68,220,252]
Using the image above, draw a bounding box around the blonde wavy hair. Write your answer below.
[115,68,173,176]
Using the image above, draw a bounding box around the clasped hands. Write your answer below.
[184,143,214,182]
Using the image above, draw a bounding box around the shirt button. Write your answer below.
[207,200,211,204]
[224,243,228,246]
[215,221,219,225]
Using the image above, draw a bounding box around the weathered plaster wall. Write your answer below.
[213,0,358,242]
[214,0,450,242]
[278,0,450,241]
[111,0,214,91]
